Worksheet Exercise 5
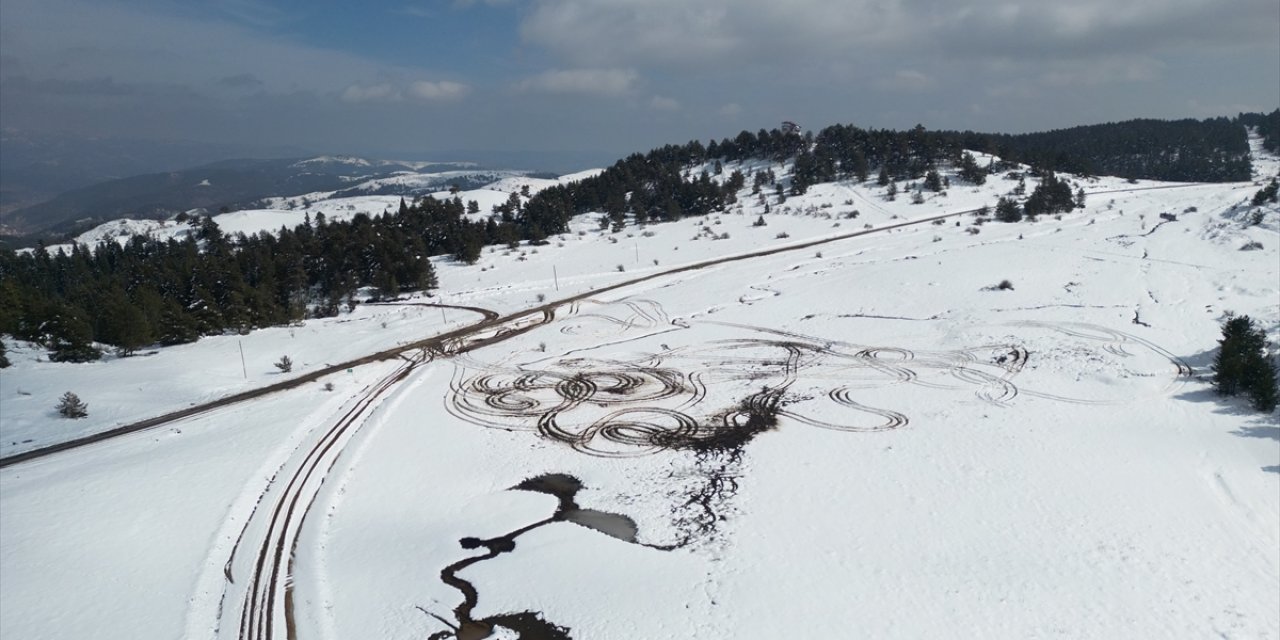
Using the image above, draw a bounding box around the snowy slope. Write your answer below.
[26,168,604,256]
[1,139,1278,640]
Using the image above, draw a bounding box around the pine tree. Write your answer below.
[275,355,293,373]
[1251,178,1279,206]
[98,295,152,356]
[1213,316,1257,396]
[45,306,102,363]
[56,391,88,419]
[957,152,986,185]
[1212,315,1277,411]
[995,197,1022,223]
[923,169,943,192]
[0,339,9,368]
[157,303,199,346]
[1247,357,1279,412]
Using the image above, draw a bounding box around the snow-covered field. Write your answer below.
[1,141,1278,639]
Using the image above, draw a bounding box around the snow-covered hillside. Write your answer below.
[1,139,1277,640]
[27,167,603,256]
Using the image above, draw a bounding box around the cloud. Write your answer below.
[408,80,469,101]
[341,81,470,103]
[878,69,936,93]
[217,73,264,89]
[519,0,1279,68]
[1,0,1274,163]
[0,0,451,101]
[520,3,740,66]
[1186,98,1270,117]
[341,83,402,103]
[2,75,152,97]
[935,0,1278,60]
[516,68,637,96]
[211,0,291,28]
[1039,57,1164,87]
[649,95,680,111]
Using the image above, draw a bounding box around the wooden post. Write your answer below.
[238,340,247,379]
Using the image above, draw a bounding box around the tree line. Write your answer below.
[0,195,553,360]
[1237,109,1280,154]
[1,113,1272,362]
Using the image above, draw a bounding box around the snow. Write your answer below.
[292,155,373,168]
[36,217,192,254]
[2,138,1278,640]
[0,301,483,454]
[23,167,607,256]
[290,156,478,171]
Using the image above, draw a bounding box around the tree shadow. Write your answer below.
[1232,425,1280,441]
[1176,348,1279,475]
[1172,386,1259,418]
[1180,347,1218,373]
[1173,348,1270,418]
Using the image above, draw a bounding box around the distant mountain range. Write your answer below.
[0,156,498,240]
[0,129,311,214]
[0,129,614,244]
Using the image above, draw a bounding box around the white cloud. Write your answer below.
[515,68,637,96]
[518,0,1279,68]
[718,103,742,117]
[521,3,741,66]
[0,0,458,102]
[341,81,469,104]
[341,83,402,103]
[1039,57,1164,87]
[649,95,680,111]
[878,69,936,92]
[408,80,469,101]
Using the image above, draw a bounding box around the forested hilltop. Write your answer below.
[1,111,1275,361]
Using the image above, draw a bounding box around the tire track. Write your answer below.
[218,354,427,640]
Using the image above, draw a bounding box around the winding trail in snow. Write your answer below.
[221,354,429,640]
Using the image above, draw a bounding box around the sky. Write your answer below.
[1,0,1277,163]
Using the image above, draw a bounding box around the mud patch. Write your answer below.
[426,472,702,639]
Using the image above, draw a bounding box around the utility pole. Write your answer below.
[238,340,247,379]
[553,265,560,291]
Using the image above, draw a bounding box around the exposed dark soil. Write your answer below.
[427,473,669,639]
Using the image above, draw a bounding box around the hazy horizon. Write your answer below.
[2,0,1277,163]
